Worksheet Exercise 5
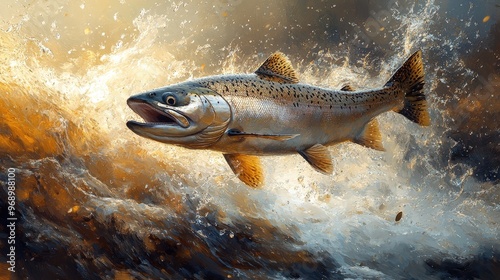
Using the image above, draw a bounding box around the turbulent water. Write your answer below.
[0,0,499,279]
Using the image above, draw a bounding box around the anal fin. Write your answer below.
[223,154,264,188]
[353,118,385,151]
[298,144,333,174]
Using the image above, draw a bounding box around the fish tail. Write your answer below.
[386,50,430,126]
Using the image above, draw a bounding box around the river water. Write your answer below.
[0,0,499,279]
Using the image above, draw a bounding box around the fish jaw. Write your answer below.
[126,97,196,137]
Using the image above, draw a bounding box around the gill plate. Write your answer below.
[185,93,231,149]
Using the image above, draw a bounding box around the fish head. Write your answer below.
[126,84,231,148]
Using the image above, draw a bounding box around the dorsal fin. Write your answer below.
[340,84,355,91]
[298,144,333,174]
[255,52,299,84]
[224,154,264,188]
[352,118,385,151]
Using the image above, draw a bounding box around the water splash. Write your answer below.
[1,0,499,279]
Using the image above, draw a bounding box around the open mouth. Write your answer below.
[127,99,189,128]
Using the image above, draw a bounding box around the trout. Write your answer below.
[127,51,430,187]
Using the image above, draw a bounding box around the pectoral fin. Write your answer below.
[224,154,264,188]
[353,118,385,151]
[298,144,333,174]
[227,129,299,141]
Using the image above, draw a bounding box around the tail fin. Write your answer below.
[386,50,430,126]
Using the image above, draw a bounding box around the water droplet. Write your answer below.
[298,176,304,183]
[395,211,403,222]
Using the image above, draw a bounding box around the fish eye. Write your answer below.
[165,95,177,106]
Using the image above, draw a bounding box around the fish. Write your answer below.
[127,51,430,188]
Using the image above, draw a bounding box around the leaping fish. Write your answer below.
[127,51,430,187]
